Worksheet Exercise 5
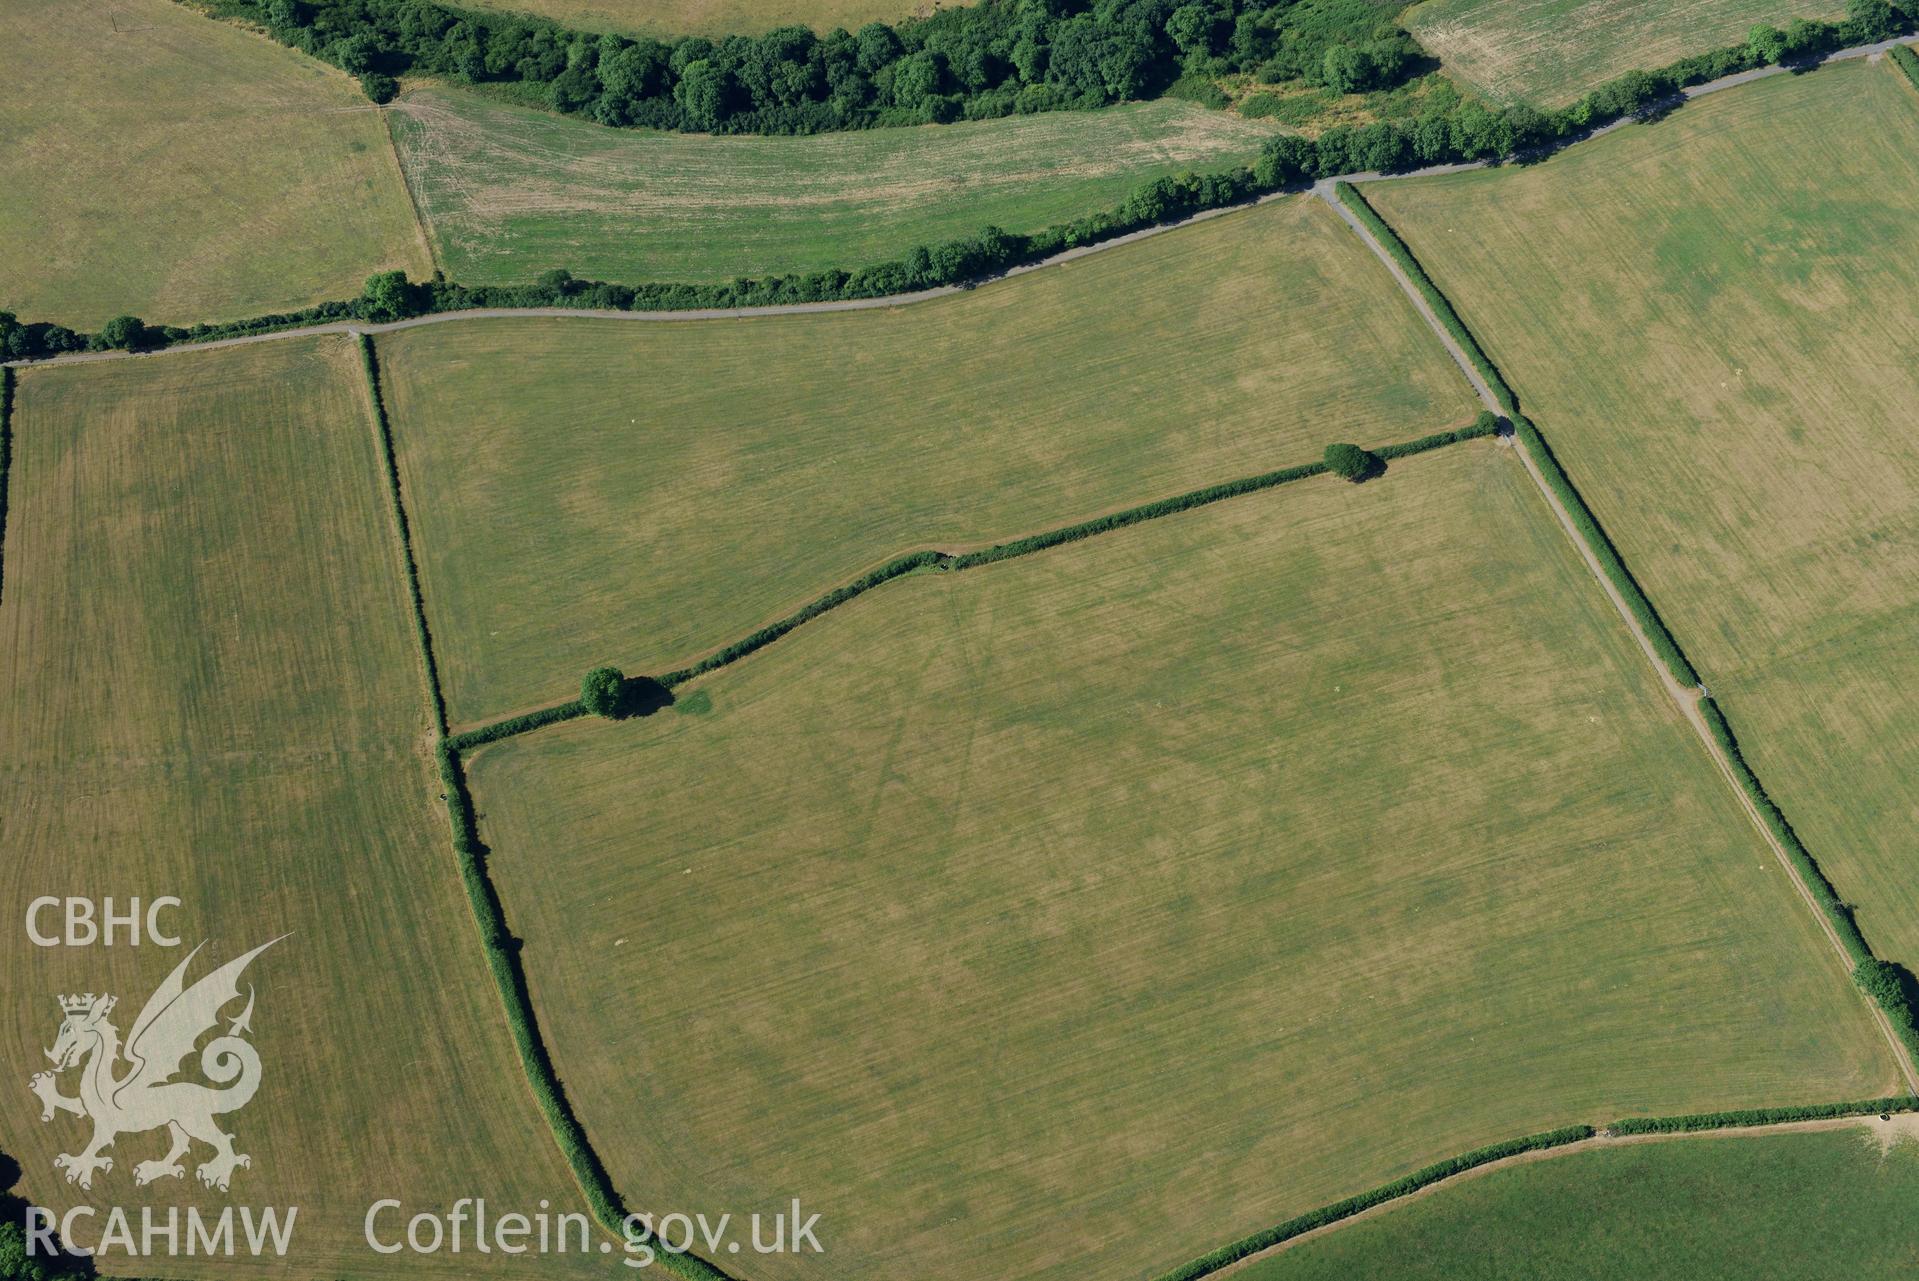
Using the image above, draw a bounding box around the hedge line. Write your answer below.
[448,700,587,749]
[10,20,1916,367]
[1699,694,1919,1062]
[649,421,1494,691]
[1333,182,1518,416]
[1152,1125,1597,1281]
[434,740,734,1280]
[0,367,13,606]
[360,334,449,736]
[1608,1096,1919,1135]
[1511,417,1699,687]
[1697,696,1866,960]
[1893,40,1919,90]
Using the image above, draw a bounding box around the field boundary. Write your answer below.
[1330,172,1919,1094]
[0,367,13,605]
[9,35,1916,371]
[356,331,735,1281]
[1167,1097,1919,1279]
[444,416,1499,743]
[358,334,448,736]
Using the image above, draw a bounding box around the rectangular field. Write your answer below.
[0,0,430,328]
[1367,59,1919,966]
[389,86,1280,287]
[463,443,1894,1281]
[1404,0,1838,105]
[0,339,598,1277]
[377,195,1482,725]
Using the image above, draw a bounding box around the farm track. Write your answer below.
[1319,162,1919,1098]
[6,36,1910,371]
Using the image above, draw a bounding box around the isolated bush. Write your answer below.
[1323,442,1380,482]
[581,665,625,717]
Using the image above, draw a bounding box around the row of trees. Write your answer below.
[232,0,1421,132]
[4,1,1911,362]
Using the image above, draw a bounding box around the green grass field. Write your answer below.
[0,339,599,1277]
[0,0,430,329]
[451,0,965,40]
[387,86,1279,286]
[1404,0,1838,105]
[377,195,1480,725]
[462,444,1894,1281]
[1249,1121,1919,1278]
[1367,59,1919,969]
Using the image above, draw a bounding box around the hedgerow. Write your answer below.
[1607,1096,1919,1135]
[448,701,586,750]
[1333,182,1518,416]
[0,367,13,605]
[1892,40,1919,89]
[1153,1125,1597,1281]
[6,19,1914,364]
[1511,417,1699,687]
[435,740,733,1280]
[1698,694,1919,1058]
[359,334,449,735]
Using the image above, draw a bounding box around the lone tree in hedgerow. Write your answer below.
[581,666,626,718]
[1324,442,1383,483]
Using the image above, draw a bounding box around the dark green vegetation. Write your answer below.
[0,367,12,606]
[204,0,1421,134]
[1335,181,1515,412]
[1513,418,1697,686]
[1245,1123,1919,1280]
[581,665,625,717]
[1607,1096,1919,1135]
[1156,1126,1599,1281]
[360,334,449,735]
[1893,37,1919,85]
[1323,440,1382,480]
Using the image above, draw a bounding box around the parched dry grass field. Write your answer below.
[1403,0,1839,105]
[0,338,599,1277]
[1253,1121,1919,1279]
[464,444,1894,1281]
[452,0,967,40]
[377,195,1482,725]
[1366,61,1919,963]
[387,86,1279,287]
[0,0,430,329]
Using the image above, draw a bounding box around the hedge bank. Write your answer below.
[0,367,13,605]
[1608,1096,1919,1135]
[1892,40,1919,89]
[8,18,1916,365]
[1333,182,1518,416]
[1152,1125,1598,1281]
[360,334,449,736]
[1512,417,1698,686]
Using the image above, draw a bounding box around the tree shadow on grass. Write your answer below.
[615,675,674,718]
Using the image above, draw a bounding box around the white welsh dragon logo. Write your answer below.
[28,938,284,1193]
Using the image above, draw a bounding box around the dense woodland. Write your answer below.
[210,0,1421,130]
